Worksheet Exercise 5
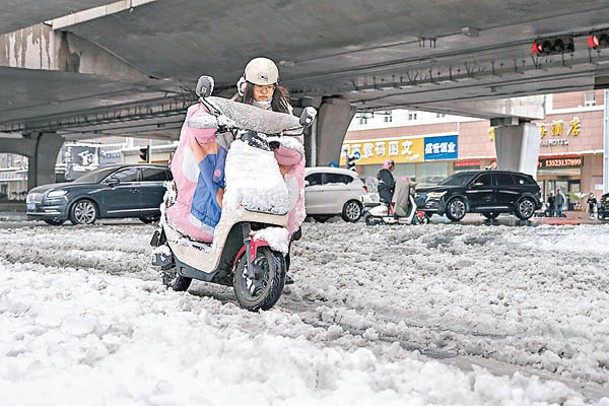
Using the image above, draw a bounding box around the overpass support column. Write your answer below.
[26,132,64,190]
[492,119,540,178]
[312,97,355,167]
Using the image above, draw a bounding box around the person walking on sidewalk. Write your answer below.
[555,188,566,218]
[546,191,555,217]
[587,192,598,219]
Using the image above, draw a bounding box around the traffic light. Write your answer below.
[531,36,574,56]
[139,147,148,162]
[587,30,609,50]
[347,154,356,171]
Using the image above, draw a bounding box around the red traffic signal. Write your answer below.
[531,36,574,56]
[587,31,609,49]
[531,40,544,54]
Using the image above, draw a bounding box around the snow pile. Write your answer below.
[206,96,300,135]
[1,220,609,404]
[253,227,290,254]
[223,139,289,215]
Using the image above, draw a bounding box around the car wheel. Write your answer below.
[313,215,332,223]
[139,215,160,224]
[69,199,98,225]
[515,197,536,220]
[482,212,499,220]
[445,198,466,222]
[43,219,65,226]
[341,200,363,222]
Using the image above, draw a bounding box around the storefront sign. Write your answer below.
[341,136,426,165]
[537,156,583,169]
[454,159,481,170]
[65,146,100,180]
[342,134,459,165]
[423,135,458,161]
[99,149,123,166]
[489,117,582,147]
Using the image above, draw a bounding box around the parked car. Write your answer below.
[597,192,609,220]
[304,167,366,222]
[417,170,542,221]
[26,164,172,225]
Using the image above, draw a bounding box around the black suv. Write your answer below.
[597,193,609,220]
[417,170,542,222]
[26,164,172,225]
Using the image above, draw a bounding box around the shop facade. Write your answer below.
[342,91,606,210]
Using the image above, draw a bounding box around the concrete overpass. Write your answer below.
[2,0,609,187]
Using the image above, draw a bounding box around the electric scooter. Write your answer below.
[150,76,316,311]
[364,178,429,225]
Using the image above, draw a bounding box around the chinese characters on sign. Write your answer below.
[423,135,458,161]
[488,117,582,147]
[540,117,581,146]
[341,135,458,165]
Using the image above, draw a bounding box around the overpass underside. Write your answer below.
[2,0,609,186]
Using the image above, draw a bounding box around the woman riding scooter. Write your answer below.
[234,57,306,242]
[155,59,312,310]
[234,57,305,284]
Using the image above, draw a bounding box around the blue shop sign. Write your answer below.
[424,135,458,161]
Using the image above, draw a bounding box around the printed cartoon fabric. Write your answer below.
[166,103,226,243]
[167,101,306,243]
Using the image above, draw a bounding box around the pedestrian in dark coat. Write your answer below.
[377,159,395,204]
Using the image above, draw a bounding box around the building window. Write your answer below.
[408,112,418,121]
[436,113,445,118]
[384,112,393,123]
[359,115,368,125]
[585,92,596,107]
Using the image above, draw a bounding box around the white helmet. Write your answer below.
[244,57,279,85]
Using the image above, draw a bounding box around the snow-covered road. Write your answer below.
[1,219,609,405]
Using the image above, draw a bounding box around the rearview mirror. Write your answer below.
[299,107,317,128]
[107,177,120,186]
[196,75,214,98]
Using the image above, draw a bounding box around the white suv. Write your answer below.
[304,167,366,222]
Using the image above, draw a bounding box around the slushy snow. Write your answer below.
[1,219,609,405]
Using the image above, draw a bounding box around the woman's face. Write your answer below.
[252,84,275,102]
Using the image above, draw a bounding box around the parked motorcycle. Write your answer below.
[150,76,316,311]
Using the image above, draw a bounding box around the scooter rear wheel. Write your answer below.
[233,247,286,311]
[365,215,382,226]
[161,266,192,292]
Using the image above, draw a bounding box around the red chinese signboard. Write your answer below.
[537,156,582,169]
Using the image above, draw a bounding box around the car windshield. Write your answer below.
[72,167,117,184]
[438,172,477,186]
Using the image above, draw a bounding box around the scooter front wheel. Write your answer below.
[233,247,286,311]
